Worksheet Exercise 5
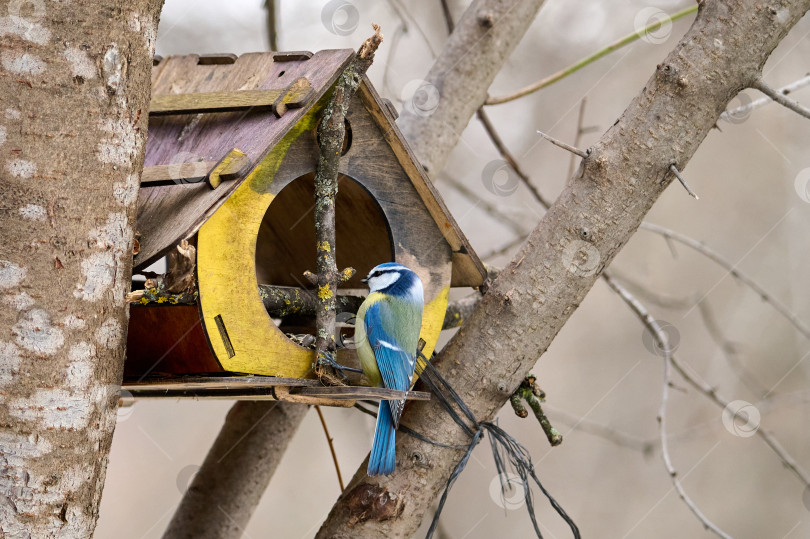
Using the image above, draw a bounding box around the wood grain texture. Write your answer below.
[135,50,354,269]
[356,79,487,288]
[149,81,312,116]
[124,304,222,378]
[195,85,455,377]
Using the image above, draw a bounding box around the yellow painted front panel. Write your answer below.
[197,106,451,378]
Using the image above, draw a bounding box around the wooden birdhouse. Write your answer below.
[124,50,486,404]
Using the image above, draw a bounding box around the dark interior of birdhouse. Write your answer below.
[255,172,393,340]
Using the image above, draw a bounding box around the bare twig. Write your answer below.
[568,98,597,179]
[545,406,654,455]
[721,74,810,122]
[439,0,455,33]
[670,355,810,489]
[485,5,699,105]
[536,130,589,158]
[387,0,437,57]
[752,76,810,120]
[510,375,563,446]
[604,273,810,491]
[264,0,278,51]
[441,174,526,235]
[258,284,481,332]
[668,164,699,200]
[603,273,734,538]
[697,301,768,396]
[477,110,552,207]
[313,26,382,379]
[640,221,810,341]
[315,405,345,492]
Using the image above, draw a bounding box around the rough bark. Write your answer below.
[317,2,810,536]
[397,0,547,175]
[0,1,162,536]
[313,27,382,376]
[163,401,309,539]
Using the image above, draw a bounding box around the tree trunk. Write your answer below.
[163,401,309,539]
[397,0,547,175]
[0,1,162,536]
[316,1,810,536]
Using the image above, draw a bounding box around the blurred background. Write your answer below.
[99,1,810,537]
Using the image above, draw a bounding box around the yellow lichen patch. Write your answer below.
[197,102,326,377]
[317,240,331,252]
[318,284,333,301]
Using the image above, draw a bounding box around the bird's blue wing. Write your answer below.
[364,300,415,427]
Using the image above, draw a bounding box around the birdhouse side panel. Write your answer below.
[340,95,453,359]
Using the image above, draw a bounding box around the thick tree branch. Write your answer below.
[0,1,162,535]
[317,2,810,536]
[164,402,308,538]
[397,0,548,175]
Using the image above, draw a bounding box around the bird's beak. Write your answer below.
[361,277,368,283]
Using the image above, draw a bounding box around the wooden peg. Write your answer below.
[272,77,314,117]
[206,148,252,189]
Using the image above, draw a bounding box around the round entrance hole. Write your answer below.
[255,172,394,335]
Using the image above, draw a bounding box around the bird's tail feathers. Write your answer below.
[368,403,396,476]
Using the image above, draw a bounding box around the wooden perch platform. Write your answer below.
[122,376,431,406]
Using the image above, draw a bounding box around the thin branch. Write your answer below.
[668,164,699,200]
[606,269,697,310]
[258,284,481,332]
[639,221,810,341]
[382,24,407,98]
[481,235,526,261]
[603,273,810,491]
[313,27,382,378]
[752,76,810,120]
[264,0,278,51]
[568,98,598,179]
[477,110,552,208]
[536,130,589,158]
[697,301,768,397]
[603,273,734,539]
[670,356,810,489]
[721,74,810,122]
[315,405,345,492]
[387,0,437,58]
[485,5,699,105]
[544,406,655,455]
[441,174,526,235]
[439,0,455,33]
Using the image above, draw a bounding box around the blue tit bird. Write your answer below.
[355,262,424,476]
